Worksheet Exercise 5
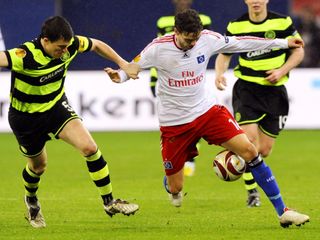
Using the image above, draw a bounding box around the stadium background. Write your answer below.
[0,0,319,131]
[0,0,289,69]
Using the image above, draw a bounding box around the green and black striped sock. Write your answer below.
[22,165,40,200]
[85,149,113,205]
[243,167,258,192]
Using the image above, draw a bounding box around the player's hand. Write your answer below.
[265,68,286,84]
[215,75,227,90]
[122,62,140,80]
[288,38,304,48]
[104,67,121,83]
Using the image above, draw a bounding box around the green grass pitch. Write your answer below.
[0,130,319,240]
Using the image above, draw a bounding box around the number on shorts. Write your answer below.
[228,118,241,130]
[279,115,288,130]
[62,101,74,112]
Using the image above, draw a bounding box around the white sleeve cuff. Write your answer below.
[118,70,129,83]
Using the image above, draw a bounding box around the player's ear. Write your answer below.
[42,37,50,44]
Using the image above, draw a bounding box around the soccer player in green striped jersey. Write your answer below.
[150,0,212,177]
[0,16,139,228]
[215,0,304,207]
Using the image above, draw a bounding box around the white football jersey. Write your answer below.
[123,30,288,126]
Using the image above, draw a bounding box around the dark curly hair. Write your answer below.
[174,9,203,33]
[40,16,74,42]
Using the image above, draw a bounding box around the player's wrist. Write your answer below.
[117,59,128,70]
[118,70,129,83]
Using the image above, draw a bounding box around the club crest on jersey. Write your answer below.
[60,51,70,61]
[164,161,173,169]
[265,30,276,39]
[197,55,205,64]
[235,112,241,122]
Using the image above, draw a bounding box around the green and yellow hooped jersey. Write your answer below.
[5,35,92,113]
[156,14,212,37]
[226,11,301,86]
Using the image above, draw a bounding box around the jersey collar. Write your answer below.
[35,37,53,59]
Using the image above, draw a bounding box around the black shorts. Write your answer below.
[8,95,80,157]
[232,80,289,137]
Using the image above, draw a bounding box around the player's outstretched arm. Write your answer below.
[91,38,139,79]
[0,52,9,67]
[216,35,304,54]
[104,65,141,84]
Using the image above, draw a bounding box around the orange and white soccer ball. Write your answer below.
[213,150,246,181]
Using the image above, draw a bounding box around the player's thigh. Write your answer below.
[240,123,260,147]
[221,133,258,162]
[58,118,97,156]
[201,105,243,145]
[160,124,199,176]
[8,108,49,157]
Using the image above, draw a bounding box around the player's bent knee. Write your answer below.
[238,142,258,162]
[81,142,98,156]
[30,162,47,175]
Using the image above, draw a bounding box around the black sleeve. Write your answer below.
[4,51,12,69]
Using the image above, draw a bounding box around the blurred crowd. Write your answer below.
[0,1,319,68]
[294,6,320,68]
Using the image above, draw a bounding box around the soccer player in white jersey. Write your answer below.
[106,9,309,227]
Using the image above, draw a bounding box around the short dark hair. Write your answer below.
[174,9,203,34]
[40,16,74,42]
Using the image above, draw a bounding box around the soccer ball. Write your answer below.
[213,150,246,181]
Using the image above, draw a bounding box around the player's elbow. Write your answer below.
[90,38,104,52]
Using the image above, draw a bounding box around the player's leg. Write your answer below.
[23,149,47,198]
[232,80,263,207]
[222,133,286,215]
[203,106,309,226]
[257,129,275,157]
[222,133,309,227]
[22,148,47,228]
[58,118,139,216]
[9,109,48,228]
[164,169,184,207]
[240,124,261,207]
[160,124,199,207]
[232,80,264,206]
